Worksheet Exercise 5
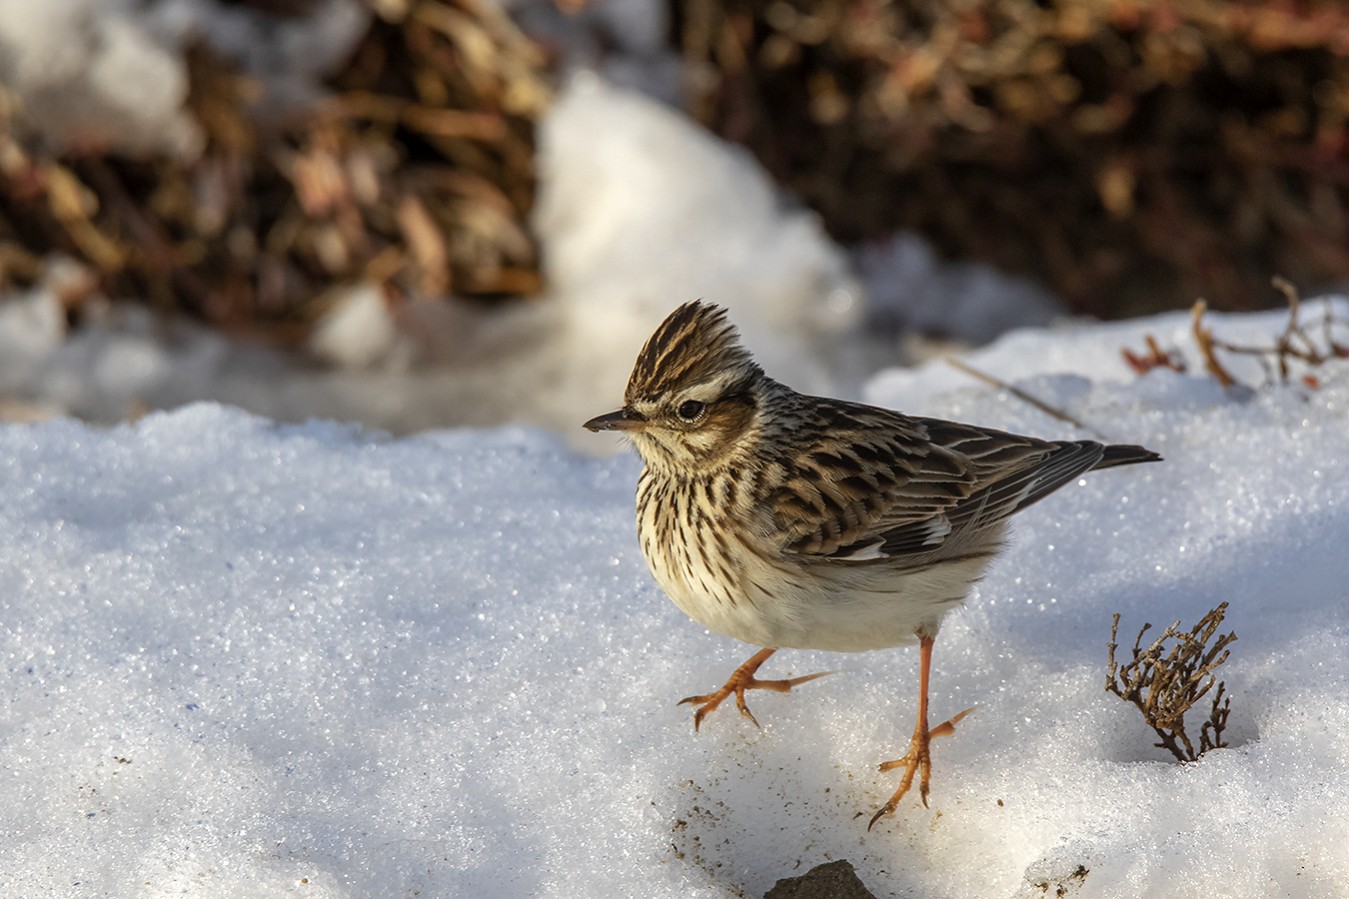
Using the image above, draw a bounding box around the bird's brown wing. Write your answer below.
[771,407,1108,563]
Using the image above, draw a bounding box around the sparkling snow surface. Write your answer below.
[3,307,1348,898]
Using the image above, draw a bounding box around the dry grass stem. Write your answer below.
[946,357,1109,441]
[1191,300,1239,388]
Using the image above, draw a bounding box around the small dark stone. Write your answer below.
[763,859,877,899]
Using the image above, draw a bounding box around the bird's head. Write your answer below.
[583,301,765,472]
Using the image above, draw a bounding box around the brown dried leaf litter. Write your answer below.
[0,0,551,342]
[676,0,1349,317]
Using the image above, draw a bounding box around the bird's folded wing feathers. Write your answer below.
[767,416,968,557]
[774,415,1109,562]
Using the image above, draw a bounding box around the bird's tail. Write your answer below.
[1095,444,1163,469]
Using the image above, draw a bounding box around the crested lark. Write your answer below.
[584,300,1160,828]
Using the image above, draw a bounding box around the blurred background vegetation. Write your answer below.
[2,0,1347,342]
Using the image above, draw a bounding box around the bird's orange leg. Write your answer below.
[679,647,831,731]
[868,634,974,829]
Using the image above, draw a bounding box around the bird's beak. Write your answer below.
[583,407,647,433]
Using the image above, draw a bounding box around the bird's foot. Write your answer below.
[678,649,831,731]
[868,706,974,829]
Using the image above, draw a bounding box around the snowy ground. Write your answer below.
[3,303,1347,898]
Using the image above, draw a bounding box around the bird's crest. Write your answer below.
[625,301,761,403]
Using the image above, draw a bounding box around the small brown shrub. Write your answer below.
[1107,602,1236,762]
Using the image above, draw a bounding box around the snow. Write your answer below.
[3,305,1348,897]
[533,74,865,413]
[0,0,199,156]
[857,235,1064,345]
[0,0,367,155]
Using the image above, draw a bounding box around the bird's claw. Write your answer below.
[678,659,832,732]
[867,706,974,830]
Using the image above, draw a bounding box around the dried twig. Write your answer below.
[1107,603,1237,763]
[1121,334,1185,376]
[946,357,1109,440]
[1186,280,1349,390]
[1190,300,1238,388]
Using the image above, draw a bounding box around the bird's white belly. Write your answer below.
[641,527,990,652]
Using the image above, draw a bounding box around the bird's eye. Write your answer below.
[676,400,707,422]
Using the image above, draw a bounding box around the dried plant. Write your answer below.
[1121,277,1349,389]
[1190,277,1349,389]
[1121,334,1186,378]
[1106,602,1236,763]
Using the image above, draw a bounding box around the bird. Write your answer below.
[583,300,1161,828]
